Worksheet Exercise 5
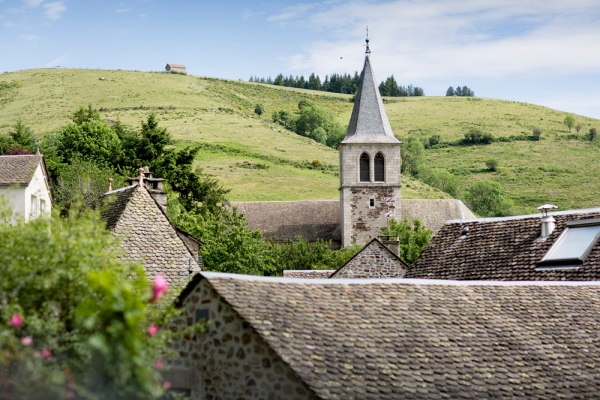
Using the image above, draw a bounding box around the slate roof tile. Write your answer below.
[0,155,44,185]
[408,208,600,281]
[100,185,200,281]
[183,273,600,399]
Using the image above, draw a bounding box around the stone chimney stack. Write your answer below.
[378,235,400,257]
[127,166,168,213]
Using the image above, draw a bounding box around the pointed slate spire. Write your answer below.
[341,52,401,145]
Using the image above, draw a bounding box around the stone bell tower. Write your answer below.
[339,39,402,247]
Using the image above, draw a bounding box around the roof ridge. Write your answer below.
[445,207,600,224]
[199,271,600,286]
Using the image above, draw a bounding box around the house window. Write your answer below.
[30,195,38,218]
[374,153,385,182]
[359,153,370,182]
[536,218,600,270]
[369,198,375,208]
[40,199,46,216]
[195,308,210,323]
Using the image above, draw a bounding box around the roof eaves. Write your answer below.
[445,207,600,225]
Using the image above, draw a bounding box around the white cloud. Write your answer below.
[21,33,39,41]
[3,21,17,27]
[139,13,146,17]
[272,0,600,80]
[43,1,65,20]
[242,9,265,20]
[44,53,68,67]
[22,0,44,8]
[116,8,130,13]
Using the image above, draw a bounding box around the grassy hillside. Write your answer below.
[1,68,599,212]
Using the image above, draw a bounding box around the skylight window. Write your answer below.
[536,218,600,271]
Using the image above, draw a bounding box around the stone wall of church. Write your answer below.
[339,144,402,247]
[331,240,405,279]
[165,279,316,400]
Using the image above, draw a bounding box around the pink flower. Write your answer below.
[10,314,23,328]
[67,381,75,389]
[152,274,169,302]
[43,348,51,358]
[21,336,32,346]
[148,324,158,336]
[162,381,172,390]
[155,359,164,370]
[66,390,75,398]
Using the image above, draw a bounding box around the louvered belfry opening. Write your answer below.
[360,153,370,182]
[374,153,385,182]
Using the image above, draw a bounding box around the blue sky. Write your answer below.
[1,0,600,118]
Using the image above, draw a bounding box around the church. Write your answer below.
[232,42,475,248]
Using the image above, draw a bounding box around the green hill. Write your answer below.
[1,68,599,213]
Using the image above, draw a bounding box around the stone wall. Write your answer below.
[331,239,405,279]
[166,279,317,400]
[339,143,402,247]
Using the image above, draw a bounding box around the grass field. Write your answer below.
[1,68,598,213]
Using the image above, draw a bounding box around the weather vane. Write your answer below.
[365,26,371,56]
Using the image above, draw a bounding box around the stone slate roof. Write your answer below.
[0,155,45,185]
[101,184,200,282]
[230,200,341,243]
[408,208,600,281]
[182,272,600,399]
[330,238,408,279]
[341,56,401,145]
[282,270,335,278]
[231,199,475,245]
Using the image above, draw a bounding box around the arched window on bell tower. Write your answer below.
[374,153,385,182]
[360,153,370,182]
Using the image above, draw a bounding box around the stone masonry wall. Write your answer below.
[339,143,402,247]
[331,240,405,279]
[166,279,317,400]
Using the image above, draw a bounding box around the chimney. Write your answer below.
[138,167,145,188]
[127,167,168,212]
[378,235,400,257]
[108,178,113,192]
[538,204,558,239]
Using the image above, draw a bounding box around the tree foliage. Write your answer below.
[401,138,425,176]
[464,180,514,217]
[0,208,183,399]
[381,217,433,265]
[564,115,576,132]
[533,126,542,140]
[0,119,36,155]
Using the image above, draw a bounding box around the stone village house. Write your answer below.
[166,64,187,74]
[0,153,52,223]
[231,46,476,250]
[165,272,600,399]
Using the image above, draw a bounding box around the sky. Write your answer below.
[1,0,600,118]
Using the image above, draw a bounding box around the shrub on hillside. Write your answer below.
[401,138,425,176]
[462,128,493,144]
[532,126,542,140]
[464,180,513,217]
[311,127,327,144]
[590,128,598,141]
[254,103,264,116]
[564,115,576,132]
[485,159,499,172]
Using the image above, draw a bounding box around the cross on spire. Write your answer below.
[365,26,371,56]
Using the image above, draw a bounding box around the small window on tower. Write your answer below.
[360,153,370,182]
[374,153,385,182]
[369,198,375,208]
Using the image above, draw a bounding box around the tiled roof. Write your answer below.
[341,57,401,145]
[166,64,185,68]
[230,200,341,243]
[0,155,44,185]
[187,273,600,399]
[408,208,600,281]
[100,184,200,282]
[231,200,476,246]
[282,270,335,278]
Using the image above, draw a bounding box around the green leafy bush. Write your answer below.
[464,180,514,217]
[381,217,433,265]
[485,159,499,172]
[401,138,425,176]
[532,126,542,140]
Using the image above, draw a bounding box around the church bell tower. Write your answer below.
[339,38,402,247]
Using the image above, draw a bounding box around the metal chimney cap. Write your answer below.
[537,204,558,211]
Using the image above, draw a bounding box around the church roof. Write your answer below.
[231,199,476,245]
[341,56,402,145]
[179,272,600,399]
